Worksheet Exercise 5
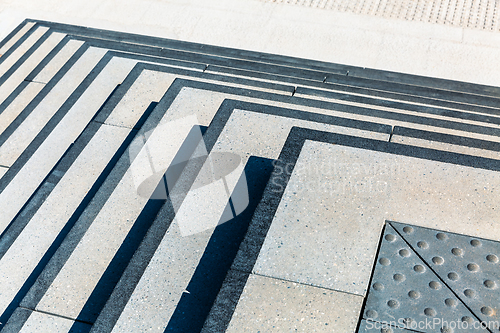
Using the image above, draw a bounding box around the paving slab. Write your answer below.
[253,138,500,297]
[0,81,44,136]
[0,21,35,56]
[33,114,203,321]
[294,88,500,128]
[0,55,135,236]
[0,124,129,317]
[0,47,108,167]
[225,274,363,333]
[0,32,65,104]
[103,102,390,333]
[0,26,49,77]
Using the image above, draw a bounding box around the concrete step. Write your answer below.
[0,26,49,78]
[0,32,66,105]
[0,39,84,136]
[0,47,107,166]
[0,20,499,333]
[207,127,500,332]
[0,22,36,58]
[0,55,135,236]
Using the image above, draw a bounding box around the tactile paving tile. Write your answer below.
[264,0,500,32]
[363,223,485,333]
[391,221,500,329]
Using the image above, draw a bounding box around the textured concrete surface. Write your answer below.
[391,134,500,160]
[104,107,389,333]
[2,0,500,88]
[0,26,49,77]
[0,166,7,178]
[32,38,84,84]
[0,55,133,234]
[34,115,201,320]
[0,81,44,135]
[226,274,363,332]
[254,139,500,296]
[0,47,107,167]
[0,124,129,316]
[0,32,65,104]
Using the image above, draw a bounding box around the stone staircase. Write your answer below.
[0,19,499,333]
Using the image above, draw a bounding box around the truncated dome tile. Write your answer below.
[391,221,500,327]
[363,223,486,333]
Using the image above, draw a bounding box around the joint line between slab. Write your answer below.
[18,306,92,326]
[248,271,364,298]
[93,120,135,129]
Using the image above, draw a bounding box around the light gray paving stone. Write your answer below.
[0,32,66,104]
[0,81,44,136]
[254,140,500,296]
[0,26,49,77]
[108,77,500,149]
[0,47,108,167]
[19,310,91,333]
[0,55,135,236]
[391,135,500,160]
[167,86,500,146]
[31,39,84,84]
[0,166,7,179]
[103,72,297,129]
[107,109,388,333]
[225,274,363,333]
[0,124,130,316]
[0,22,36,56]
[34,115,204,320]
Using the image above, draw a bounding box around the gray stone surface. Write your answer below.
[32,39,84,84]
[105,106,389,333]
[0,54,134,236]
[0,32,65,104]
[0,47,108,167]
[0,81,44,136]
[0,26,49,77]
[363,223,484,333]
[0,22,35,56]
[391,221,500,326]
[254,139,500,296]
[35,114,202,320]
[225,274,363,333]
[0,124,130,316]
